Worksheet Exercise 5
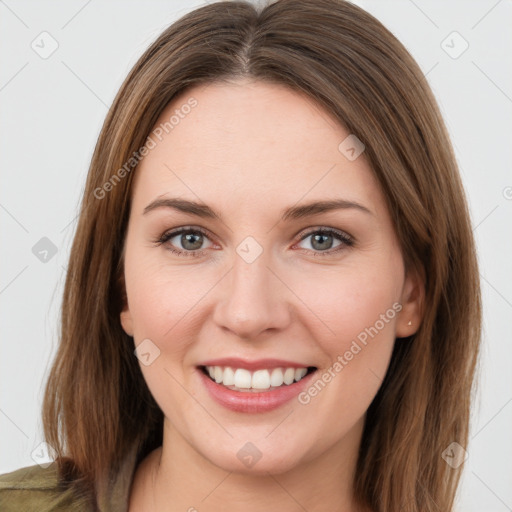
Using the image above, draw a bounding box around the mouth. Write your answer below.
[198,365,318,393]
[197,363,318,413]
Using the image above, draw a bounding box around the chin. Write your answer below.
[219,453,301,476]
[196,437,308,477]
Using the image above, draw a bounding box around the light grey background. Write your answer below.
[1,0,511,510]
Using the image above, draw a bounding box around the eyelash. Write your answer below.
[153,226,354,258]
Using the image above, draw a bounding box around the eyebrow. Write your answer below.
[143,197,373,220]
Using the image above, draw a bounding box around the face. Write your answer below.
[120,78,422,475]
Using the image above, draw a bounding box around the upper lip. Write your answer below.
[197,357,315,371]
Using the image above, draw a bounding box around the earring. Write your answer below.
[407,320,412,326]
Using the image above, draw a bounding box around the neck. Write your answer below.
[130,417,368,512]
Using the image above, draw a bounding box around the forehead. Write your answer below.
[132,79,385,217]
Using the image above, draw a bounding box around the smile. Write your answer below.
[197,364,318,413]
[201,365,316,392]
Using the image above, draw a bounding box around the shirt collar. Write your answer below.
[95,443,139,512]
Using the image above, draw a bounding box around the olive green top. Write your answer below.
[0,444,139,511]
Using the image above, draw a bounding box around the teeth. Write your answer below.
[283,367,295,385]
[270,368,284,387]
[252,369,271,390]
[222,366,235,386]
[204,365,311,390]
[295,367,307,380]
[233,368,252,389]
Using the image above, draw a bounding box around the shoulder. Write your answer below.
[0,463,92,512]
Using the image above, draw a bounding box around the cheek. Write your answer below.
[290,257,402,409]
[291,259,401,351]
[124,250,220,352]
[292,264,401,435]
[127,272,193,344]
[124,260,212,415]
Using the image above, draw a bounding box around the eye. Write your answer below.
[153,226,354,258]
[154,227,214,256]
[294,227,354,256]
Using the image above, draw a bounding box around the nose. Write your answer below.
[212,249,292,340]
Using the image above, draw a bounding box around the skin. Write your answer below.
[120,78,423,512]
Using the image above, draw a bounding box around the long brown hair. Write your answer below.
[42,1,481,510]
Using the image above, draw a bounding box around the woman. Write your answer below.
[0,0,481,511]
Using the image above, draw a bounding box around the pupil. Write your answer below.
[312,233,332,251]
[183,233,202,250]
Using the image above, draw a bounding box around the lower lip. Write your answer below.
[197,367,317,413]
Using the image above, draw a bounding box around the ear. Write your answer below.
[395,265,425,338]
[120,305,134,337]
[117,251,134,337]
